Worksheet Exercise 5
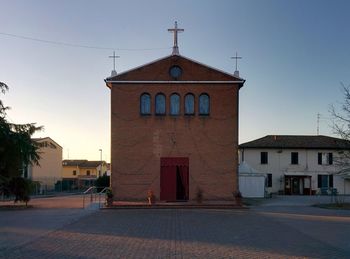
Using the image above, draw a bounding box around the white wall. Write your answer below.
[239,175,265,198]
[240,148,349,194]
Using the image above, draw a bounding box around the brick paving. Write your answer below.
[1,202,350,258]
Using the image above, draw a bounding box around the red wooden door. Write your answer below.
[160,157,189,201]
[160,165,177,201]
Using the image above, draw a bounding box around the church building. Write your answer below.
[105,22,245,201]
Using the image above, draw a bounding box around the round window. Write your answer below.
[169,65,182,79]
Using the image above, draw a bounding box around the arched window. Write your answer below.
[184,93,195,115]
[199,93,210,115]
[140,93,151,115]
[170,93,180,115]
[155,93,166,115]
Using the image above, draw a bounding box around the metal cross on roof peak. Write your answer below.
[109,51,120,71]
[168,21,184,55]
[231,52,242,72]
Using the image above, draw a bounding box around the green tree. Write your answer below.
[95,175,110,190]
[0,82,42,203]
[9,177,33,206]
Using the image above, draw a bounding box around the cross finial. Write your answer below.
[231,52,242,77]
[109,51,120,71]
[168,21,184,55]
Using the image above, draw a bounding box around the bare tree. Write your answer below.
[330,83,350,181]
[331,83,350,139]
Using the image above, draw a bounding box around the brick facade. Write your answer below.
[106,55,244,201]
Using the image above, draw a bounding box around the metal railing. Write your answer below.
[97,187,109,208]
[82,186,97,208]
[82,186,110,209]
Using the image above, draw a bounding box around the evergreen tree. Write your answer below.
[0,82,42,203]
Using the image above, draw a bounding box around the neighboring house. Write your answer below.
[61,160,107,190]
[24,137,62,192]
[239,135,350,195]
[104,23,245,201]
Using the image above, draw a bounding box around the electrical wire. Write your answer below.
[0,32,171,51]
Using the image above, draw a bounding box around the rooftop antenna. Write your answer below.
[317,113,320,135]
[109,51,120,77]
[231,52,242,77]
[168,21,184,55]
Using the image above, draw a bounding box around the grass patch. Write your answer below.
[313,203,350,210]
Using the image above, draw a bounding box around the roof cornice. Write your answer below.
[105,80,244,84]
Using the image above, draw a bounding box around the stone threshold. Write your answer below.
[102,201,247,210]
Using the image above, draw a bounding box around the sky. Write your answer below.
[1,0,350,162]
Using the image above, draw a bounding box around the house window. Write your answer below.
[266,173,272,187]
[291,152,298,164]
[184,93,195,115]
[317,175,333,188]
[318,152,333,165]
[260,152,268,164]
[87,170,90,176]
[73,170,76,176]
[155,93,166,115]
[199,93,210,115]
[170,93,180,115]
[140,93,151,115]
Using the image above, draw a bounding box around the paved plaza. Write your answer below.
[1,195,350,258]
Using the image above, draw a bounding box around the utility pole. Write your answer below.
[99,149,102,177]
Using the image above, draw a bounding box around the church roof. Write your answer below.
[239,135,350,150]
[105,54,245,87]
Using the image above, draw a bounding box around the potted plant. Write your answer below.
[105,188,114,207]
[147,189,155,205]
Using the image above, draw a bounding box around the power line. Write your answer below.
[0,32,171,51]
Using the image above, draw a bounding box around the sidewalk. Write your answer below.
[258,195,350,207]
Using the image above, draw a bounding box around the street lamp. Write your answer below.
[99,149,102,177]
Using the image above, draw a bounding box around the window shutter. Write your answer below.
[317,175,322,188]
[260,152,268,164]
[291,152,298,164]
[267,174,272,187]
[328,153,333,165]
[318,153,322,165]
[329,175,333,188]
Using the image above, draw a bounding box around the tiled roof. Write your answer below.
[62,160,87,167]
[79,161,104,168]
[62,160,105,168]
[239,135,350,150]
[32,137,62,148]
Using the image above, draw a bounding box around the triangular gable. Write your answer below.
[105,54,245,83]
[33,137,62,149]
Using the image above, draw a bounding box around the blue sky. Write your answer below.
[1,0,350,162]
